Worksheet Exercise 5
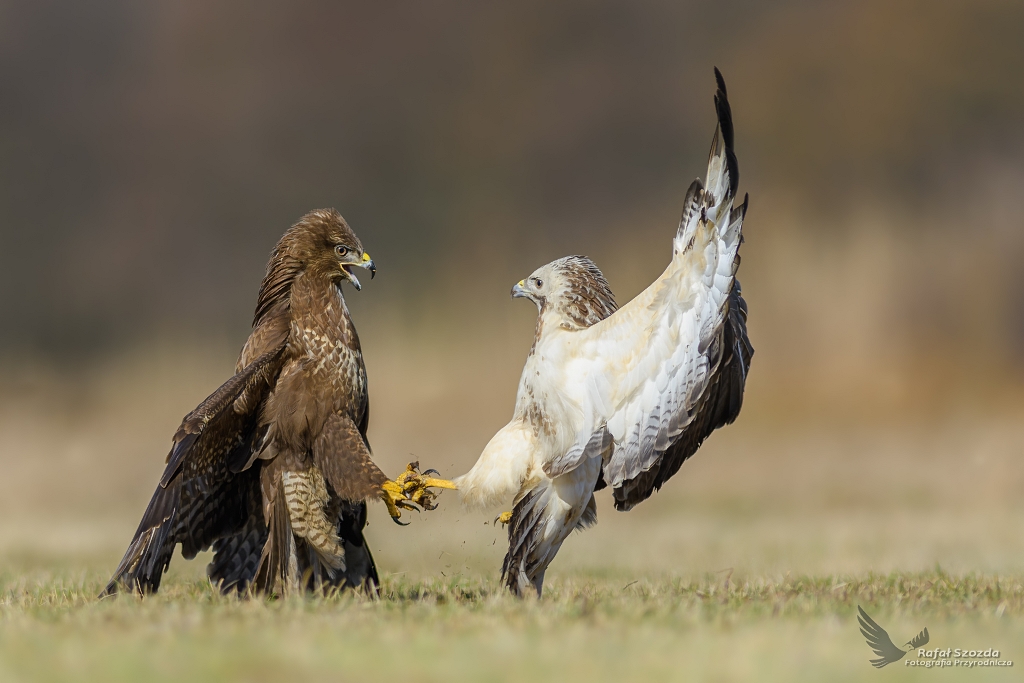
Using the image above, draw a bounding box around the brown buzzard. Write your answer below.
[103,209,454,596]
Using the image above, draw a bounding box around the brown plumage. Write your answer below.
[103,208,391,596]
[545,256,618,331]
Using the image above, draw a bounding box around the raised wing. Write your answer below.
[573,69,750,506]
[858,606,908,668]
[611,282,750,509]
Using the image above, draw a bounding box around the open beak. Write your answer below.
[342,252,376,291]
[511,279,528,299]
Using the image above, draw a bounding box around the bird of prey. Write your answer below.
[103,209,454,597]
[858,606,930,668]
[454,69,752,596]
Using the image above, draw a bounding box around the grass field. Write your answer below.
[0,570,1021,682]
[0,342,1022,681]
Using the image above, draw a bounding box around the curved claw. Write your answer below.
[395,499,421,513]
[381,463,456,525]
[422,468,440,476]
[390,515,410,526]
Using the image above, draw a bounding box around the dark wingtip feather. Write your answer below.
[712,68,739,196]
[101,489,179,598]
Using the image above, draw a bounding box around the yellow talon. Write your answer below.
[380,462,458,523]
[495,511,512,526]
[380,479,418,525]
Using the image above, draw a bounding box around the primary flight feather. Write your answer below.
[455,69,753,596]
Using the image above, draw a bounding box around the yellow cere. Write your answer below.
[362,252,371,262]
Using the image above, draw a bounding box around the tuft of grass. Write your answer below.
[0,570,1021,682]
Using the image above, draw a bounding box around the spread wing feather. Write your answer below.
[613,281,750,509]
[569,69,750,505]
[102,337,286,595]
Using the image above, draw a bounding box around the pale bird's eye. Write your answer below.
[534,278,543,288]
[335,245,349,257]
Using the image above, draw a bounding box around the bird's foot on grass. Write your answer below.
[380,462,458,525]
[494,511,512,527]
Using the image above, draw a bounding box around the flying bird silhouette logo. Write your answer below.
[857,606,930,668]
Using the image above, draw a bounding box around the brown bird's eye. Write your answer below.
[335,245,349,258]
[533,278,543,288]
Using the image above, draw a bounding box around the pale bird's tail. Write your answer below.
[501,465,600,598]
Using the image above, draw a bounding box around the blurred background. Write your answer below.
[0,0,1022,582]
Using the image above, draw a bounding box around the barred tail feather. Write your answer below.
[252,481,297,595]
[208,511,266,593]
[501,487,546,597]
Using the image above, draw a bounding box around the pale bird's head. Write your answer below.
[279,208,376,290]
[511,255,617,330]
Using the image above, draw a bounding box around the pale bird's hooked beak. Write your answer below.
[511,279,528,299]
[342,252,376,292]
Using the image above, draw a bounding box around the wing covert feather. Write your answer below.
[160,345,285,488]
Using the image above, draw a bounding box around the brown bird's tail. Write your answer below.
[209,500,377,595]
[207,510,267,593]
[250,480,378,596]
[252,479,298,595]
[332,501,379,593]
[101,482,181,596]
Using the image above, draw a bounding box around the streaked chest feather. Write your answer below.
[290,284,367,402]
[515,329,586,452]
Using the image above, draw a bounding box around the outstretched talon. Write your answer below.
[380,479,419,525]
[379,462,458,524]
[408,466,458,510]
[494,511,512,527]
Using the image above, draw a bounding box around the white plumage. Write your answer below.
[456,70,752,596]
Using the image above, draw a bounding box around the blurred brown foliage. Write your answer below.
[0,0,1022,417]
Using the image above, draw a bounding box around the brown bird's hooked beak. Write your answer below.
[341,252,376,291]
[511,279,528,299]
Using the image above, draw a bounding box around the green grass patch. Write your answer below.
[0,570,1021,682]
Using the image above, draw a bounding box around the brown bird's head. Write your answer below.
[512,255,617,331]
[277,208,375,290]
[253,208,376,326]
